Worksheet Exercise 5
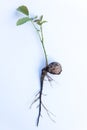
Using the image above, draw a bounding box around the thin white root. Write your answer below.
[42,102,56,123]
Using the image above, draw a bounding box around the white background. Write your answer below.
[0,0,87,130]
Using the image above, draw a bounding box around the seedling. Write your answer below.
[16,5,62,126]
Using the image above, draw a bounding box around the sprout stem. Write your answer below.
[31,20,48,66]
[40,25,48,66]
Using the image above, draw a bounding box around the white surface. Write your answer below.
[0,0,87,130]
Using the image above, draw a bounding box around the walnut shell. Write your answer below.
[46,62,62,75]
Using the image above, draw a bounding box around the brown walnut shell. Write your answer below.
[45,62,62,75]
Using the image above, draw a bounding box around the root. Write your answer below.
[42,102,56,123]
[29,96,39,109]
[30,68,56,126]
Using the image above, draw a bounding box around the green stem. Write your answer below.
[40,25,48,66]
[31,20,48,66]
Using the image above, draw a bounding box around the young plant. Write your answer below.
[16,5,62,126]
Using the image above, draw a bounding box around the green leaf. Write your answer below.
[36,20,47,25]
[34,16,43,23]
[37,21,41,25]
[40,21,47,25]
[39,15,43,21]
[17,5,29,16]
[16,17,31,25]
[34,19,40,22]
